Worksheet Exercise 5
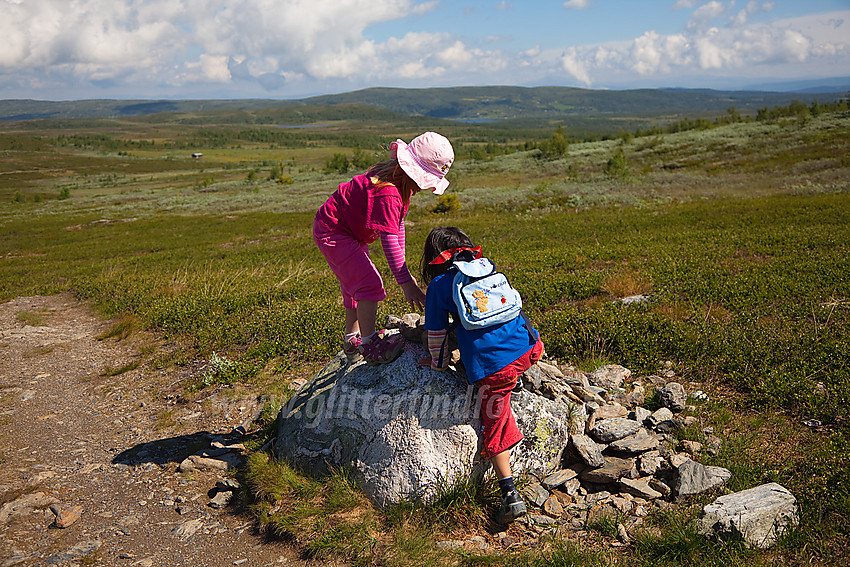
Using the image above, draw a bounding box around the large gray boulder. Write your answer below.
[275,344,576,507]
[697,483,799,548]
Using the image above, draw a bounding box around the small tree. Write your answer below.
[350,148,372,170]
[605,148,629,179]
[539,125,569,159]
[324,153,350,174]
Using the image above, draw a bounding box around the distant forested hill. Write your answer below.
[299,85,841,120]
[2,85,845,124]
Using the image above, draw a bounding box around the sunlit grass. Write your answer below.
[0,109,847,566]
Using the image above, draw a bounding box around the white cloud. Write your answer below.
[630,31,691,75]
[554,9,850,85]
[673,0,699,9]
[0,0,447,90]
[688,1,732,31]
[437,41,475,67]
[0,0,847,98]
[561,47,591,85]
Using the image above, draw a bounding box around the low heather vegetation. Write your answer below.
[1,103,848,566]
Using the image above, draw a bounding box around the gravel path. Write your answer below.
[0,294,315,567]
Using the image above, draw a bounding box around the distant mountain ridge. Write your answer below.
[1,84,846,122]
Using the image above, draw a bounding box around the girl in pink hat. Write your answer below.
[313,132,455,364]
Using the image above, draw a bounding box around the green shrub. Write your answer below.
[605,148,629,178]
[324,153,350,174]
[431,193,461,214]
[538,125,569,159]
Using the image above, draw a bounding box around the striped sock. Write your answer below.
[497,476,515,497]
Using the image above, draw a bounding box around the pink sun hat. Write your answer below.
[391,132,454,195]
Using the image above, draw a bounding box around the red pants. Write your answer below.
[478,340,543,459]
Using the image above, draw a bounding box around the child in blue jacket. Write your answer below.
[418,226,544,523]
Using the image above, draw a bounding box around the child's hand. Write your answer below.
[401,280,426,312]
[417,356,447,371]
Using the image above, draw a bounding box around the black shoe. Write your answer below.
[496,490,527,524]
[513,376,523,392]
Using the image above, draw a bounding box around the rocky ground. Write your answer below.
[0,294,317,567]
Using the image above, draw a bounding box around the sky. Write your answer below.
[1,0,848,101]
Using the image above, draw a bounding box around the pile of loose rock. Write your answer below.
[515,361,731,542]
[392,314,731,543]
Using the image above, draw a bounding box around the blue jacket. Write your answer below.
[423,271,538,383]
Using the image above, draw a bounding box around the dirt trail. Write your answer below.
[0,294,318,567]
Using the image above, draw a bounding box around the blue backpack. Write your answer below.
[434,250,537,369]
[451,256,523,331]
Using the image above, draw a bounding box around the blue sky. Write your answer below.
[1,0,848,101]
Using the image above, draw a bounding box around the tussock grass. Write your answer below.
[101,361,141,376]
[96,314,141,341]
[15,310,48,326]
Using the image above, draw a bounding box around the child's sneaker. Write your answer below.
[359,334,404,365]
[495,490,527,524]
[343,334,362,361]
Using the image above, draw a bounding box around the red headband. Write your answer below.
[428,246,482,265]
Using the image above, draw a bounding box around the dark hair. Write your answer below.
[420,226,475,285]
[365,158,418,205]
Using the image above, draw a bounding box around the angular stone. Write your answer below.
[570,384,606,405]
[674,459,732,498]
[632,406,652,425]
[637,451,663,476]
[618,478,662,500]
[625,385,645,408]
[697,483,799,549]
[589,365,631,390]
[178,452,243,472]
[705,435,722,456]
[607,430,659,455]
[647,407,673,427]
[524,362,582,403]
[52,504,84,528]
[611,495,634,514]
[592,403,628,422]
[523,483,550,507]
[208,491,231,509]
[649,478,672,499]
[536,360,563,377]
[589,418,642,443]
[543,495,564,518]
[563,370,590,388]
[680,439,702,455]
[563,477,582,496]
[569,434,605,467]
[0,492,59,525]
[45,541,101,565]
[542,464,584,490]
[659,382,687,411]
[527,513,557,526]
[579,457,635,484]
[172,518,204,540]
